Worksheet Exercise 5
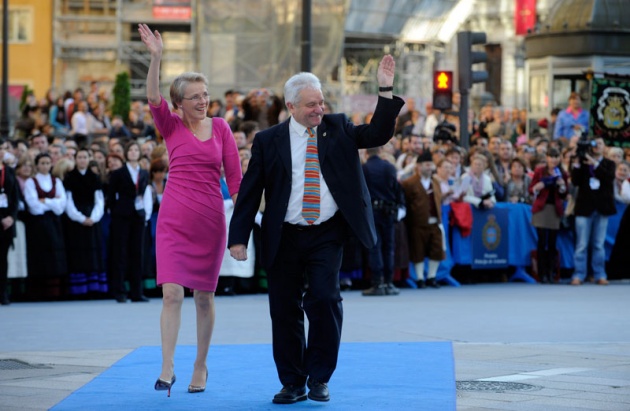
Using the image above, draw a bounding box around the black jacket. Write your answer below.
[362,154,404,213]
[107,166,149,219]
[571,157,616,216]
[0,166,20,240]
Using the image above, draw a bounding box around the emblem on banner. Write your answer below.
[591,78,630,146]
[597,87,630,130]
[482,215,501,251]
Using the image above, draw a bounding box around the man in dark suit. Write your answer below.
[570,136,615,285]
[361,146,405,296]
[228,55,404,404]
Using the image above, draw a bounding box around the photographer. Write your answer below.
[433,121,458,146]
[529,148,568,283]
[570,136,615,285]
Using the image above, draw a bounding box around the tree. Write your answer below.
[112,71,131,124]
[19,85,34,112]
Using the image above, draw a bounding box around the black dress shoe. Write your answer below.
[307,379,330,402]
[131,295,150,302]
[426,278,440,288]
[1,294,10,305]
[272,385,307,404]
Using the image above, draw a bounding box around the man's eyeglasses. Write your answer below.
[182,92,210,102]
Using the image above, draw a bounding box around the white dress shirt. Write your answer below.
[24,173,67,216]
[285,117,338,225]
[71,111,88,135]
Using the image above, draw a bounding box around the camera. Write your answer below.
[575,131,596,160]
[433,121,457,144]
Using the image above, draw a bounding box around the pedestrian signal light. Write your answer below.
[432,70,453,110]
[435,71,452,90]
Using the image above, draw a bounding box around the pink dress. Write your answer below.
[150,97,242,292]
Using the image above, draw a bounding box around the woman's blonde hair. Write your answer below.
[52,157,75,180]
[16,154,34,178]
[169,72,209,110]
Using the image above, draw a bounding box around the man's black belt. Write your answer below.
[283,212,341,231]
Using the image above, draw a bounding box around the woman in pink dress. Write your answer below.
[139,23,242,397]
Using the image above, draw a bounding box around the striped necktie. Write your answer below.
[302,127,320,225]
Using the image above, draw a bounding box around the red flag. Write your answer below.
[515,0,536,36]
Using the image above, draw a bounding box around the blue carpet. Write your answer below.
[51,342,455,411]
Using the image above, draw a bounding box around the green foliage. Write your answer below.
[19,85,33,112]
[111,71,131,123]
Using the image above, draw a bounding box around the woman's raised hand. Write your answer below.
[138,23,163,56]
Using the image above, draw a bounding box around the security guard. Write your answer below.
[362,146,404,296]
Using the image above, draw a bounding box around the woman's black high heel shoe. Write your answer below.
[154,374,176,397]
[188,367,208,393]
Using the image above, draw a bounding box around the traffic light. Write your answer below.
[457,31,488,91]
[432,70,453,110]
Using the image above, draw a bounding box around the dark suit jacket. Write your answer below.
[0,166,20,240]
[571,157,616,217]
[107,166,149,219]
[228,95,405,269]
[362,154,403,206]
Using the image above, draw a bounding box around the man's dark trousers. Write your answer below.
[267,214,346,387]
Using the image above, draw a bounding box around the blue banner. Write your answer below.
[471,207,509,269]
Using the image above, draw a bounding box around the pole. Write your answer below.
[1,0,9,139]
[301,0,311,72]
[459,90,469,149]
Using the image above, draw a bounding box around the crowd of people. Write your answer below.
[6,58,292,304]
[5,74,630,305]
[354,91,630,293]
[7,34,630,402]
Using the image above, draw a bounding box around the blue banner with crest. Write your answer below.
[471,207,509,269]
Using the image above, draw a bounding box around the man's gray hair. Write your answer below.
[169,72,209,110]
[284,72,321,106]
[51,143,67,155]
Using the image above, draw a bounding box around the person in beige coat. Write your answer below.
[401,151,445,288]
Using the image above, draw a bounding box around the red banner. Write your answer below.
[153,0,191,20]
[152,6,191,20]
[515,0,536,36]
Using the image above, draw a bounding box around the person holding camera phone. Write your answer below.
[570,136,615,285]
[529,148,569,283]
